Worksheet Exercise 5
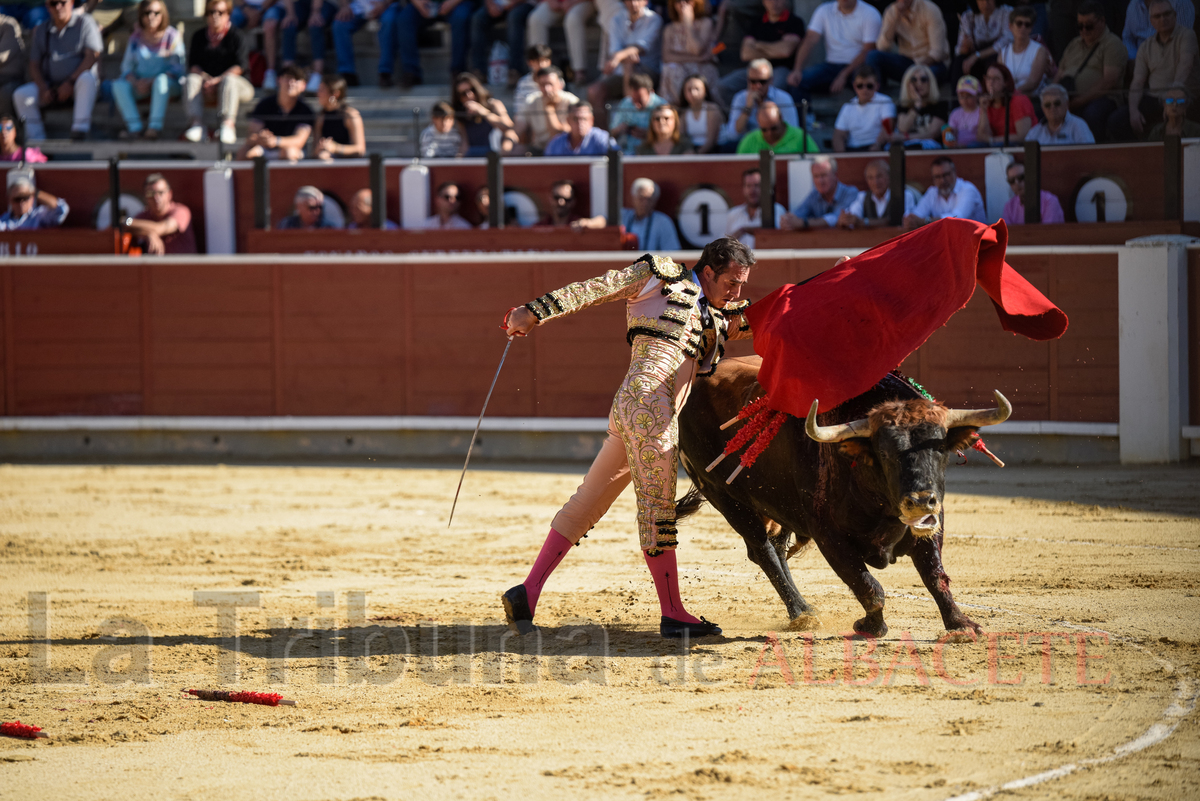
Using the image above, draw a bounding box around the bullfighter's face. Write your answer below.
[699,263,750,309]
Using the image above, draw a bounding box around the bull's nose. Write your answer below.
[904,491,939,511]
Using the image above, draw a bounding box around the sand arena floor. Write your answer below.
[1,461,1198,800]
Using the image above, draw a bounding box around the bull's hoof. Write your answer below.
[941,628,978,644]
[502,585,536,636]
[852,616,888,638]
[786,614,821,631]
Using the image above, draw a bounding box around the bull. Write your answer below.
[677,356,1010,639]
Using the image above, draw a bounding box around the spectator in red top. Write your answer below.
[977,62,1034,144]
[128,174,197,254]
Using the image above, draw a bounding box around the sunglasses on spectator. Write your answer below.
[1012,18,1032,27]
[747,77,770,84]
[1164,97,1186,104]
[552,194,573,203]
[11,194,33,202]
[440,193,459,201]
[303,203,322,211]
[1076,20,1097,30]
[207,7,228,14]
[1,122,14,131]
[47,0,70,7]
[1006,173,1024,184]
[1042,99,1062,107]
[142,7,162,15]
[910,75,929,84]
[762,124,785,134]
[854,82,876,90]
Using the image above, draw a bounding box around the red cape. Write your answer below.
[745,219,1068,417]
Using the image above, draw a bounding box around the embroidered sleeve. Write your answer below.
[723,299,753,341]
[524,256,679,323]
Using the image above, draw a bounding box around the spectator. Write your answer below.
[229,0,269,30]
[0,0,45,28]
[526,0,602,90]
[0,174,67,230]
[376,0,403,86]
[903,155,986,228]
[719,0,804,103]
[13,0,102,142]
[424,181,473,229]
[1108,0,1200,140]
[679,75,724,153]
[474,185,490,228]
[267,0,338,94]
[1054,1,1127,141]
[421,101,468,157]
[787,0,882,99]
[330,0,391,87]
[279,185,337,229]
[946,74,983,145]
[313,75,365,159]
[544,101,619,155]
[977,62,1036,144]
[1026,83,1095,142]
[638,103,693,153]
[622,177,680,248]
[237,64,314,161]
[588,0,663,127]
[127,173,196,254]
[541,179,584,225]
[869,0,949,87]
[658,0,719,106]
[516,66,577,153]
[346,187,399,228]
[453,72,518,155]
[185,0,254,145]
[610,71,667,153]
[781,155,857,229]
[833,64,895,151]
[1147,87,1200,138]
[1123,0,1194,59]
[513,43,553,106]
[725,167,787,248]
[838,157,920,227]
[112,0,185,141]
[953,0,1012,82]
[737,100,820,152]
[392,0,474,87]
[1,116,47,162]
[997,5,1049,96]
[1000,159,1065,224]
[470,0,533,87]
[720,59,799,151]
[891,63,947,147]
[0,12,23,120]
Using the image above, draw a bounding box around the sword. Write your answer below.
[447,337,513,528]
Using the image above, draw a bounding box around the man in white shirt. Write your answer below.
[832,64,895,151]
[838,158,919,228]
[423,181,474,229]
[719,59,799,149]
[515,66,578,153]
[903,156,986,228]
[1026,83,1096,144]
[787,0,882,98]
[725,167,788,249]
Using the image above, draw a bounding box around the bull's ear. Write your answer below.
[946,427,979,454]
[838,438,874,466]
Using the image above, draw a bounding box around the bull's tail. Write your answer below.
[675,486,708,522]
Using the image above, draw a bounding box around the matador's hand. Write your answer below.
[504,306,538,338]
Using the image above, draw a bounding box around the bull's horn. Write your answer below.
[944,390,1013,429]
[804,399,872,443]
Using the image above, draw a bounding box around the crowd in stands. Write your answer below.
[0,0,1193,151]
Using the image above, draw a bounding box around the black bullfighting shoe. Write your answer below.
[660,616,722,639]
[502,585,537,635]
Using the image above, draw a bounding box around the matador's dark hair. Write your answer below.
[696,237,756,276]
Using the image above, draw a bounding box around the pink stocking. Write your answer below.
[522,528,572,614]
[644,549,702,624]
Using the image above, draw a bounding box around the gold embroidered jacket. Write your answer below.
[524,254,752,374]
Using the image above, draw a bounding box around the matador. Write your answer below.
[502,238,756,639]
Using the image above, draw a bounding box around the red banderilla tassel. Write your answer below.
[1,721,48,739]
[727,410,788,484]
[970,435,1005,468]
[185,689,297,707]
[707,400,773,472]
[718,394,770,431]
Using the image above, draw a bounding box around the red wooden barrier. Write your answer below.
[0,250,1118,422]
[244,226,625,253]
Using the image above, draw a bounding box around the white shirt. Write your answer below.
[724,201,788,249]
[423,213,473,229]
[998,40,1046,91]
[834,94,896,148]
[912,177,986,223]
[808,0,883,64]
[847,187,919,219]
